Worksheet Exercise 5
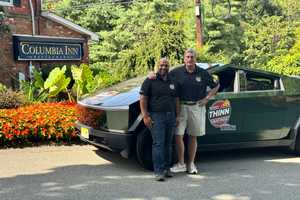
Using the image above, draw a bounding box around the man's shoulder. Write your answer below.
[196,65,210,75]
[141,77,152,85]
[170,64,185,74]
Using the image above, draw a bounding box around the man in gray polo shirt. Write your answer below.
[170,48,219,174]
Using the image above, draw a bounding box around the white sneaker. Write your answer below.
[170,163,187,173]
[187,162,198,174]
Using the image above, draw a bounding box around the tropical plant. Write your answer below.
[21,66,73,102]
[44,66,72,100]
[71,63,98,101]
[21,69,48,102]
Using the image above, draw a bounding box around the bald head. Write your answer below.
[157,57,170,77]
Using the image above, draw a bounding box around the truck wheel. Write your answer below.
[294,129,300,155]
[136,129,153,170]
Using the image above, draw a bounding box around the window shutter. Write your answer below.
[13,0,21,7]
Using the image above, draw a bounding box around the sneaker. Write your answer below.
[155,174,165,182]
[187,162,198,174]
[164,169,173,178]
[170,163,187,173]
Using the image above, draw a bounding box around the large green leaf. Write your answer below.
[48,77,71,97]
[82,64,96,93]
[44,66,67,89]
[33,69,45,89]
[44,66,71,97]
[71,65,84,99]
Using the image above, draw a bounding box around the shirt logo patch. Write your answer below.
[196,76,202,82]
[169,84,175,90]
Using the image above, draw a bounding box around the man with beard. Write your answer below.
[140,58,180,181]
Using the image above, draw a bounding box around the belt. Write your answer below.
[181,101,198,105]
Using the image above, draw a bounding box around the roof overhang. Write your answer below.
[41,11,99,41]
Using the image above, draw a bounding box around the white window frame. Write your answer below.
[0,0,13,6]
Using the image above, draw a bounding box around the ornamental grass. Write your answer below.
[0,102,79,147]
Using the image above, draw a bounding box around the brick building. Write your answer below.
[0,0,98,88]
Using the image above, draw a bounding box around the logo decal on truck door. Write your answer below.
[208,99,236,131]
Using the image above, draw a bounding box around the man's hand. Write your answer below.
[175,117,180,127]
[143,115,153,129]
[198,97,209,106]
[147,71,156,80]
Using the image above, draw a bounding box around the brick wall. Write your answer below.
[0,0,90,88]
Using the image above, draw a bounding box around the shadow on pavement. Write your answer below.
[0,147,300,200]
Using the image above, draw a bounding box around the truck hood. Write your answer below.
[79,87,140,108]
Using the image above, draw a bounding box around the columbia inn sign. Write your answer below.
[13,35,84,61]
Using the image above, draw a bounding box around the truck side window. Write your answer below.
[245,72,278,91]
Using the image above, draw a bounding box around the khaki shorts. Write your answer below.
[176,104,206,136]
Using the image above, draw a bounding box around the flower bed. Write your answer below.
[0,102,79,147]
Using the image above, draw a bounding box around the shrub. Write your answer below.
[0,102,79,147]
[0,83,6,93]
[0,89,26,109]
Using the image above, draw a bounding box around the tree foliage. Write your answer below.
[242,16,295,68]
[263,27,300,75]
[0,6,9,33]
[48,0,300,84]
[89,0,187,80]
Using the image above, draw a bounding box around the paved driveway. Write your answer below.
[1,145,300,200]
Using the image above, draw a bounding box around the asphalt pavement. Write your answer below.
[1,145,300,200]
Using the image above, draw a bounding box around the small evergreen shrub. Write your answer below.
[0,83,6,93]
[0,89,26,109]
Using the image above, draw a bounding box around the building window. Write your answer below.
[0,0,13,6]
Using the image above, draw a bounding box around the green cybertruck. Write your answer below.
[76,64,300,170]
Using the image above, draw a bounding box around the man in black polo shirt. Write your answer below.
[140,58,180,181]
[170,48,219,174]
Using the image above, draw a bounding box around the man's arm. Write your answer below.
[175,97,180,127]
[140,95,153,128]
[198,84,220,106]
[206,84,220,99]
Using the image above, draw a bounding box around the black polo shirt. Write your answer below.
[140,73,178,112]
[169,65,217,101]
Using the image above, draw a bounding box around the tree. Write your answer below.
[89,0,187,80]
[199,0,299,68]
[263,27,300,75]
[49,0,300,84]
[0,6,9,33]
[242,16,295,68]
[53,0,124,32]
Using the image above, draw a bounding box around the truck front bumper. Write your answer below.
[75,121,134,152]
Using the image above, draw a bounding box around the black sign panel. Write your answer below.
[13,35,84,61]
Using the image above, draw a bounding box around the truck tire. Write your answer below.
[294,129,300,155]
[136,129,153,170]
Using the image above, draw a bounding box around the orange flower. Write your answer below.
[0,102,77,146]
